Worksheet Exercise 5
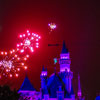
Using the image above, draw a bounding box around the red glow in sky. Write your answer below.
[0,1,99,100]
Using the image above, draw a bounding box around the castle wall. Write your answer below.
[42,98,73,100]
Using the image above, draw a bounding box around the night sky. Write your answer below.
[0,0,99,100]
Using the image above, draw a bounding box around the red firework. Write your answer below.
[0,30,41,78]
[0,49,29,78]
[17,30,41,53]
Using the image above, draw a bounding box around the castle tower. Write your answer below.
[40,66,49,100]
[40,66,47,89]
[59,41,71,72]
[59,41,73,94]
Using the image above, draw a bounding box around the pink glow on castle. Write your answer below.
[18,41,85,100]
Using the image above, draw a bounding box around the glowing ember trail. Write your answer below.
[17,30,41,53]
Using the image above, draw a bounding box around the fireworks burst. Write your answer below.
[0,50,29,78]
[48,23,56,32]
[0,30,41,78]
[17,30,41,53]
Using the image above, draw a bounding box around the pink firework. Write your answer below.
[0,50,29,78]
[17,30,41,53]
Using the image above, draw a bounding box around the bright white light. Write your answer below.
[20,49,24,53]
[48,23,56,30]
[27,30,29,33]
[23,34,25,37]
[24,39,31,46]
[0,60,13,69]
[20,35,22,38]
[30,47,34,52]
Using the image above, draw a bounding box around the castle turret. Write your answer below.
[40,66,49,100]
[77,74,82,97]
[40,66,47,89]
[59,41,71,72]
[77,74,84,100]
[59,41,73,94]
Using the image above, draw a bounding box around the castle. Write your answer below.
[18,41,85,100]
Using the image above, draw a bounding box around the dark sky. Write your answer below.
[0,0,99,100]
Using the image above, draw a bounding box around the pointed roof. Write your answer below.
[78,74,81,92]
[19,76,35,91]
[77,74,82,97]
[42,65,47,71]
[42,65,45,71]
[61,41,68,54]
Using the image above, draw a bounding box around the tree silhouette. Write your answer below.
[0,85,20,100]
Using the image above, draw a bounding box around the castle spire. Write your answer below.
[59,41,71,72]
[41,65,47,76]
[61,41,68,54]
[40,65,47,90]
[77,74,82,97]
[42,65,45,71]
[18,76,35,91]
